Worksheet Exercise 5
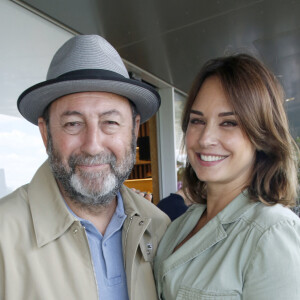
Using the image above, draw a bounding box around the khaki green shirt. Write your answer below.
[154,192,300,299]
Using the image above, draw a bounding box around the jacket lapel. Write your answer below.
[160,209,227,277]
[28,160,75,248]
[121,186,158,299]
[159,191,258,280]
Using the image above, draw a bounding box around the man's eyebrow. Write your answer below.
[100,109,122,117]
[190,110,235,117]
[60,109,122,117]
[61,111,82,117]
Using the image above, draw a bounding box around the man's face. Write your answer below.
[38,92,140,207]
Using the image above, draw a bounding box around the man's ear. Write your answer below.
[38,117,48,149]
[134,115,141,140]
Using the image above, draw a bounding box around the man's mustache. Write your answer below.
[69,152,117,170]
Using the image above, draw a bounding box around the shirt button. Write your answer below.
[139,221,144,226]
[73,228,78,234]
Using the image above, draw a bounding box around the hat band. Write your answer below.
[18,67,160,112]
[56,69,127,80]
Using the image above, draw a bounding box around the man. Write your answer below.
[0,35,170,300]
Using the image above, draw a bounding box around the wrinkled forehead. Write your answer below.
[47,91,133,117]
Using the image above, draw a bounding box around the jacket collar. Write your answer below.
[28,160,77,248]
[28,161,153,248]
[159,191,259,276]
[216,190,259,224]
[120,185,149,218]
[186,190,258,225]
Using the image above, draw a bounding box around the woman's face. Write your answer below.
[185,76,256,190]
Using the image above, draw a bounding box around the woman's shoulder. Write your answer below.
[244,202,300,233]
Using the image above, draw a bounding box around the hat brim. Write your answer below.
[17,72,161,125]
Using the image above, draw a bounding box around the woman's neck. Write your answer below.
[205,182,245,221]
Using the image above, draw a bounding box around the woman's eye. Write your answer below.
[190,118,205,125]
[221,120,238,127]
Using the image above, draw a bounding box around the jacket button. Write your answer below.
[139,221,144,226]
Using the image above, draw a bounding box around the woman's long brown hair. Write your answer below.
[182,54,299,206]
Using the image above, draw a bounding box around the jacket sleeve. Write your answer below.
[243,220,300,299]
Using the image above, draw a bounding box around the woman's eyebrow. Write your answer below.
[190,109,203,116]
[219,112,235,117]
[190,110,235,117]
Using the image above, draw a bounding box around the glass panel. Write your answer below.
[0,114,47,197]
[0,1,73,198]
[174,91,187,190]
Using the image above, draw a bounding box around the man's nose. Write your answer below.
[80,124,104,155]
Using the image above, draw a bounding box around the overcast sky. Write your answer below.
[0,114,47,196]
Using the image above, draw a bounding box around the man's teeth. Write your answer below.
[200,155,225,162]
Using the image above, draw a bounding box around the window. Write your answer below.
[0,0,73,197]
[0,114,47,197]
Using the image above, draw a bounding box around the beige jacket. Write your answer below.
[0,161,170,300]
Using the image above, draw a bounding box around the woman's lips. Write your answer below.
[200,154,227,162]
[196,153,228,166]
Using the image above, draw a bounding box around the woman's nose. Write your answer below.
[198,124,218,148]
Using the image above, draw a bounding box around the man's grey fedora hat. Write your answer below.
[17,34,161,125]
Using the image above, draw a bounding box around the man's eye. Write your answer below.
[104,120,119,126]
[63,121,83,134]
[101,120,120,134]
[65,122,80,127]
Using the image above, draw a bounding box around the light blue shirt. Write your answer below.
[66,192,128,300]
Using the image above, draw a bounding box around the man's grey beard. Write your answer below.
[47,132,136,208]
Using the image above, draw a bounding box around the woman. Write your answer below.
[154,54,300,299]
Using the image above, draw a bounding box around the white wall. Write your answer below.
[0,0,73,196]
[0,0,74,117]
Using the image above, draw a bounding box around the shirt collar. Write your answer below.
[215,190,259,224]
[65,191,126,221]
[29,160,127,247]
[186,190,259,226]
[64,191,127,239]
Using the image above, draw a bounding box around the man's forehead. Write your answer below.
[55,91,130,103]
[49,91,132,114]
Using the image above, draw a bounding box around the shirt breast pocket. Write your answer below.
[176,286,240,300]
